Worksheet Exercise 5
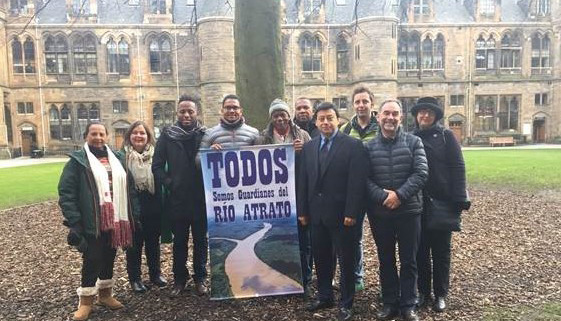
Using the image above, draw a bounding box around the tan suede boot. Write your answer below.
[73,286,97,321]
[96,279,124,310]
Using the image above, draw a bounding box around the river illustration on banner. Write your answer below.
[200,145,304,300]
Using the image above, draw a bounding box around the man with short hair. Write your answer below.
[293,97,318,137]
[256,98,313,296]
[200,94,259,149]
[298,102,369,321]
[338,86,379,292]
[152,94,208,298]
[364,99,428,321]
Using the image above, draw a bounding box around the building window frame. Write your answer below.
[149,35,172,74]
[450,94,465,107]
[499,33,522,73]
[332,97,348,110]
[113,100,129,114]
[535,93,549,106]
[475,34,496,72]
[17,102,34,115]
[107,38,130,75]
[413,0,430,17]
[45,35,69,75]
[531,33,551,75]
[336,34,350,76]
[299,33,323,78]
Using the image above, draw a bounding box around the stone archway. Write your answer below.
[448,113,466,144]
[532,112,549,143]
[17,122,37,156]
[112,120,131,150]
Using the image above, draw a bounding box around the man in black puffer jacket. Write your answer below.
[365,99,428,321]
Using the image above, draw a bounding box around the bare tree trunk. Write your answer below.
[235,0,284,130]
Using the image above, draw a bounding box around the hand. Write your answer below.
[383,189,401,210]
[293,139,303,152]
[67,225,83,246]
[343,217,356,227]
[298,216,309,226]
[211,143,223,150]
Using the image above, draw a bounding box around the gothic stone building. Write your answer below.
[0,0,560,157]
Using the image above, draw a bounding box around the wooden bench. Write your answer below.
[489,136,515,147]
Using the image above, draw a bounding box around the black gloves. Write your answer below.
[65,223,88,253]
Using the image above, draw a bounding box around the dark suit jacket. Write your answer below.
[297,132,369,227]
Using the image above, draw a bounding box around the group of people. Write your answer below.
[58,88,469,321]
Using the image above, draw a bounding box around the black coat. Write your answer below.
[365,127,428,218]
[413,124,467,203]
[152,126,206,221]
[297,132,369,227]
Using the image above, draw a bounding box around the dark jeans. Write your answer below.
[417,227,452,298]
[354,211,366,283]
[172,217,208,285]
[370,213,421,311]
[81,233,117,288]
[298,220,313,286]
[312,222,357,309]
[126,191,162,282]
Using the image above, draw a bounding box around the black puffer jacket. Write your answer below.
[413,124,467,203]
[365,127,428,218]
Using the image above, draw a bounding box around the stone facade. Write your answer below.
[0,0,559,158]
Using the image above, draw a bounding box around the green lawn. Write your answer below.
[0,162,66,210]
[464,149,561,192]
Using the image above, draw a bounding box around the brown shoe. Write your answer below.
[73,294,95,321]
[97,287,124,310]
[194,281,208,296]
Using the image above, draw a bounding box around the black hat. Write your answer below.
[410,97,443,122]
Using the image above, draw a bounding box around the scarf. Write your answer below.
[220,117,244,130]
[84,143,132,249]
[163,121,205,141]
[125,145,155,194]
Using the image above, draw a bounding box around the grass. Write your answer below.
[483,302,561,321]
[0,162,66,210]
[463,149,561,192]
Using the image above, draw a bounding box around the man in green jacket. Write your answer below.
[339,86,379,292]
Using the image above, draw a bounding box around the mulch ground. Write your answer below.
[0,189,560,321]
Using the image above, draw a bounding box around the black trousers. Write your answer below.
[172,216,208,285]
[370,213,421,311]
[417,227,452,298]
[312,222,357,309]
[81,233,117,288]
[126,191,162,282]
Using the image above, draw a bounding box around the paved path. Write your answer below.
[0,157,68,169]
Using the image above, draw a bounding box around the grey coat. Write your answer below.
[200,119,259,149]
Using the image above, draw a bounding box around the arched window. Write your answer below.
[422,36,433,69]
[118,39,130,74]
[23,37,35,73]
[12,38,23,73]
[336,34,349,75]
[499,96,519,131]
[474,95,497,132]
[407,34,420,70]
[475,34,496,70]
[434,34,444,69]
[531,34,550,74]
[480,0,495,16]
[107,39,118,72]
[153,103,162,127]
[107,38,130,74]
[152,102,175,132]
[45,35,68,74]
[397,34,408,70]
[60,104,73,140]
[73,34,97,75]
[300,34,323,74]
[149,35,172,73]
[77,104,88,120]
[500,33,521,71]
[49,105,61,140]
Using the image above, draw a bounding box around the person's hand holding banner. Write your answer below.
[343,217,356,226]
[298,215,309,226]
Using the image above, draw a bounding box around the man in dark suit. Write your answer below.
[298,102,369,321]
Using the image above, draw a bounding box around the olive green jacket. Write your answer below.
[58,148,140,238]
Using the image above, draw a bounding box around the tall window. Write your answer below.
[76,103,99,135]
[45,35,69,74]
[537,0,550,15]
[474,95,497,132]
[60,104,73,140]
[500,33,521,71]
[336,34,349,75]
[12,38,23,73]
[73,35,97,75]
[413,0,430,17]
[398,33,420,71]
[49,105,61,140]
[149,36,172,73]
[153,102,175,132]
[475,35,496,70]
[399,33,443,76]
[305,0,322,15]
[300,34,323,75]
[150,0,166,14]
[10,0,27,14]
[480,0,495,16]
[535,93,548,106]
[421,37,433,69]
[107,38,130,74]
[12,37,36,74]
[498,96,519,131]
[531,34,551,74]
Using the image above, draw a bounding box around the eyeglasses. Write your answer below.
[223,106,241,111]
